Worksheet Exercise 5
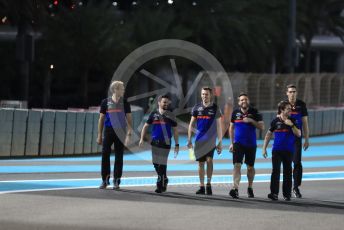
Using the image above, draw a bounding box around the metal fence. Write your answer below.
[228,73,344,110]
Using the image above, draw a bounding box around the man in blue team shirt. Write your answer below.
[285,84,309,198]
[139,95,179,193]
[187,87,222,195]
[262,101,301,201]
[228,93,264,199]
[97,81,132,190]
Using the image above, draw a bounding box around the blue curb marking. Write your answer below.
[1,160,344,174]
[2,145,344,162]
[2,134,344,163]
[1,172,344,193]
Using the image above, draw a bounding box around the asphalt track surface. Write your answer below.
[1,134,344,230]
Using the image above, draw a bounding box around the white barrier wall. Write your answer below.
[83,113,94,154]
[65,112,76,154]
[74,112,86,154]
[25,110,41,156]
[92,113,101,153]
[40,111,55,156]
[0,107,342,157]
[53,111,67,156]
[0,109,13,156]
[10,109,28,156]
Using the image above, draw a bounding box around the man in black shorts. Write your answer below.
[285,84,310,198]
[229,93,264,198]
[187,87,223,195]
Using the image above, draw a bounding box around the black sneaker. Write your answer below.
[229,188,239,199]
[247,187,254,198]
[267,193,278,201]
[162,178,168,192]
[196,186,205,195]
[206,184,212,195]
[99,181,109,189]
[155,187,163,193]
[293,187,302,198]
[283,196,291,201]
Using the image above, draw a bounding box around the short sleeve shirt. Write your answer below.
[231,107,262,147]
[147,110,177,142]
[285,99,308,130]
[269,117,297,153]
[191,103,222,142]
[100,97,131,129]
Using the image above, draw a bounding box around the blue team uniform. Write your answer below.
[231,107,262,166]
[191,103,221,161]
[285,99,308,188]
[146,110,177,192]
[268,116,298,198]
[99,97,131,185]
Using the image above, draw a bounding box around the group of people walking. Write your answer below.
[97,81,309,201]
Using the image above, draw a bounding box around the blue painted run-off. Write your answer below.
[2,133,344,162]
[1,172,344,193]
[1,160,344,174]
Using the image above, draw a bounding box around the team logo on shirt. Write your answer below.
[235,113,242,119]
[276,122,283,129]
[153,113,160,120]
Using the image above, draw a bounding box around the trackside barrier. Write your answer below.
[0,106,342,158]
[74,112,86,154]
[65,112,76,155]
[53,111,67,156]
[334,109,342,133]
[10,109,28,156]
[40,110,55,156]
[0,109,14,156]
[25,110,41,156]
[83,113,94,154]
[258,108,343,137]
[92,113,102,153]
[307,110,315,137]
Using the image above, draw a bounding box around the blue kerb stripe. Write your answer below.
[2,145,344,162]
[2,133,344,162]
[1,160,344,173]
[1,172,344,192]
